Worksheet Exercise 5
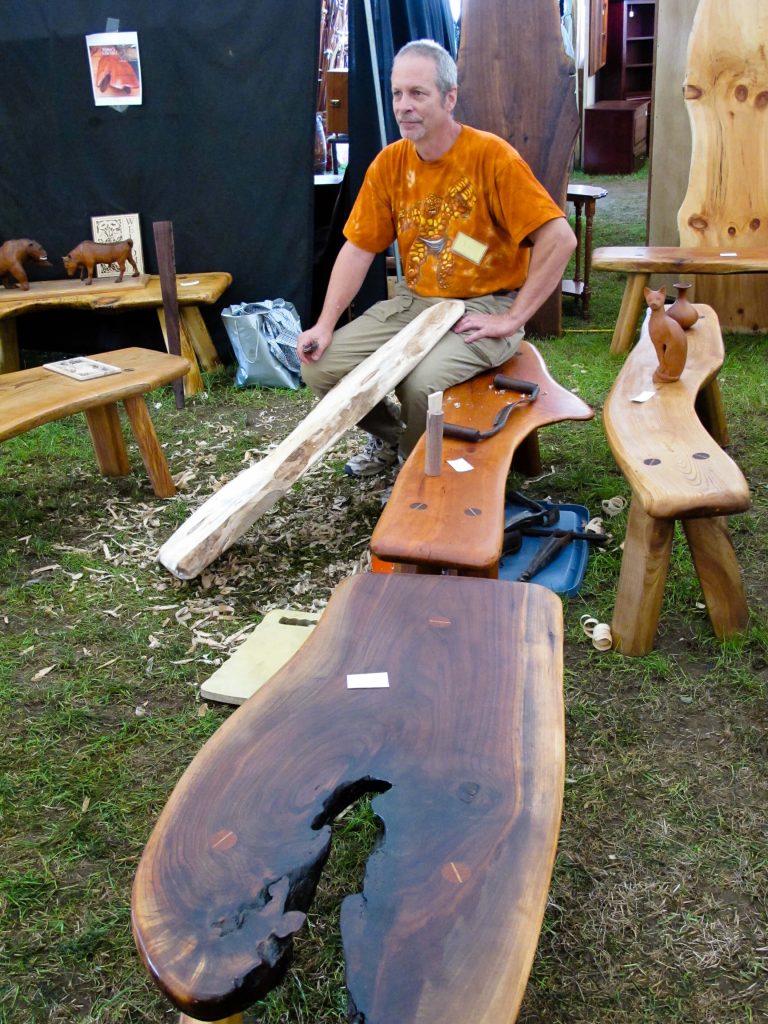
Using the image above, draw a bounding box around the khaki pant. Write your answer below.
[302,285,524,456]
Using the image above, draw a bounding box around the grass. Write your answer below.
[1,167,767,1023]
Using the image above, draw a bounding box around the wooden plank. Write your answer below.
[153,222,185,408]
[455,0,579,338]
[677,0,768,330]
[593,246,768,274]
[0,348,189,442]
[0,274,150,304]
[603,303,751,520]
[158,300,464,580]
[132,573,564,1023]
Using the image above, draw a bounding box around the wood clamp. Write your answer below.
[443,376,540,442]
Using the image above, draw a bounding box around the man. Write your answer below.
[299,38,576,477]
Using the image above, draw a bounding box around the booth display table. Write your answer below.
[0,272,231,395]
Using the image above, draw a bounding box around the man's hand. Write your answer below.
[297,325,333,364]
[454,310,520,345]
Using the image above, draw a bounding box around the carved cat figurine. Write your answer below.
[645,286,688,383]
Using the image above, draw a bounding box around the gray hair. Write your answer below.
[394,39,457,100]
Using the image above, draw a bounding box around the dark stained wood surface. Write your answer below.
[132,573,565,1022]
[370,343,593,574]
[455,0,580,337]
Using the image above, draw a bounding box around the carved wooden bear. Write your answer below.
[63,239,140,285]
[0,238,52,290]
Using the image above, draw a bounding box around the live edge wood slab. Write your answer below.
[371,342,593,576]
[0,348,189,497]
[604,304,750,655]
[132,572,565,1024]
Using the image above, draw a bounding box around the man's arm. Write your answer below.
[455,217,577,344]
[297,241,377,363]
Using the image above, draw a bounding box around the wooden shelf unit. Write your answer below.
[599,0,656,102]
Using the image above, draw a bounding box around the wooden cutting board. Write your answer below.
[678,0,768,330]
[455,0,579,338]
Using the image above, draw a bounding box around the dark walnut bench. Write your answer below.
[132,572,565,1024]
[591,246,768,354]
[370,341,593,577]
[604,303,750,656]
[0,348,189,498]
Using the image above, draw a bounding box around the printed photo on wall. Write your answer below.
[85,31,142,106]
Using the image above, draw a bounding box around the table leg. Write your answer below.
[0,318,20,373]
[180,306,222,372]
[610,272,650,354]
[682,516,748,638]
[611,499,674,656]
[511,430,542,477]
[582,198,597,320]
[122,395,177,497]
[157,309,206,397]
[84,404,131,477]
[572,198,583,294]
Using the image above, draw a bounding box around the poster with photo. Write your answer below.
[90,213,144,278]
[85,31,142,106]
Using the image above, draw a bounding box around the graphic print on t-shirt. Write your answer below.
[397,176,478,290]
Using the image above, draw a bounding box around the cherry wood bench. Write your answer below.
[591,246,768,354]
[0,272,231,394]
[132,571,565,1024]
[604,303,750,656]
[370,342,593,577]
[0,348,189,497]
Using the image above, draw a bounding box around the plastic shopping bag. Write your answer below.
[221,298,303,389]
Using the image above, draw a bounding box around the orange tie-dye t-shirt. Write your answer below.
[343,124,564,298]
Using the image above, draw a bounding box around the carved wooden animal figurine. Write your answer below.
[0,238,51,290]
[62,239,139,285]
[645,286,688,384]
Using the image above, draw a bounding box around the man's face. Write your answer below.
[391,53,456,145]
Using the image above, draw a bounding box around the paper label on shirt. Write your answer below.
[347,672,390,689]
[451,232,488,265]
[448,458,474,473]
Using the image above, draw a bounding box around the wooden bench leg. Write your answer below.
[683,516,749,638]
[84,405,131,477]
[695,377,730,446]
[180,306,222,372]
[122,395,177,497]
[511,429,542,476]
[611,499,674,656]
[157,309,206,398]
[0,318,20,374]
[610,272,650,355]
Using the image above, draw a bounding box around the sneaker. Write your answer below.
[344,434,399,478]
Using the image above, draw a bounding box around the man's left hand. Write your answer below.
[454,311,519,345]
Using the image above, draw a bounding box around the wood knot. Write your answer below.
[735,84,749,102]
[756,91,768,109]
[684,84,703,100]
[688,215,709,232]
[728,226,737,236]
[750,218,761,231]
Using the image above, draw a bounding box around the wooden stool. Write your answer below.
[0,347,189,497]
[370,342,593,577]
[604,304,750,656]
[591,246,768,353]
[132,572,565,1023]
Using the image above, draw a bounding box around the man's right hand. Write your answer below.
[297,325,333,364]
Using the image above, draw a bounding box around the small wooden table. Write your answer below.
[592,246,768,353]
[0,347,189,497]
[563,183,608,319]
[0,272,231,395]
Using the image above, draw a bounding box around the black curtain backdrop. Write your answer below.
[0,1,319,360]
[319,0,457,318]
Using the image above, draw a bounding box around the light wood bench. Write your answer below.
[604,304,750,656]
[370,342,593,577]
[591,246,768,353]
[0,348,189,497]
[132,572,564,1024]
[0,272,231,395]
